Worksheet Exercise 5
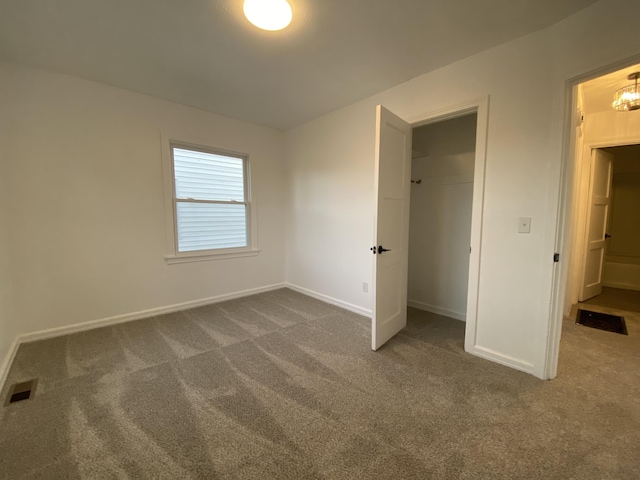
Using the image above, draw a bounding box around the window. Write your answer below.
[163,141,258,263]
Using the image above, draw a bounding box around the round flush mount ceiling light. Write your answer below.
[243,0,292,31]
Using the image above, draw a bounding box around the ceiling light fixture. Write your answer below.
[612,72,640,111]
[243,0,292,31]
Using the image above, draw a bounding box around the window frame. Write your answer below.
[162,138,259,264]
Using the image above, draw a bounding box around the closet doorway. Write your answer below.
[407,113,478,337]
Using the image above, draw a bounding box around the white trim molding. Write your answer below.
[602,261,640,292]
[0,337,21,395]
[0,283,286,391]
[547,55,640,380]
[19,283,287,344]
[165,249,260,264]
[405,96,490,361]
[471,346,535,375]
[160,133,260,263]
[285,283,372,318]
[407,299,466,322]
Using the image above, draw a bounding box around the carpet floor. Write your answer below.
[1,288,639,479]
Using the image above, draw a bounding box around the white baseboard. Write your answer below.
[0,282,539,390]
[471,345,534,376]
[0,283,286,391]
[285,283,372,318]
[0,336,20,393]
[407,299,466,322]
[285,288,535,377]
[602,281,640,292]
[602,262,640,292]
[19,282,287,345]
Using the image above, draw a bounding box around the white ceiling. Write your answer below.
[581,63,640,114]
[0,0,599,129]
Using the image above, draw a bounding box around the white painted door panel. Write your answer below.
[580,148,613,301]
[372,105,412,350]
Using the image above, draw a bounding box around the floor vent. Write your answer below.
[4,379,38,406]
[576,309,628,335]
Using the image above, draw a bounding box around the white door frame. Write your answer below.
[404,96,489,355]
[546,56,640,380]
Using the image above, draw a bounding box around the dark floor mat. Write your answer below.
[576,309,628,335]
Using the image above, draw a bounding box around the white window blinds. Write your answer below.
[172,147,249,252]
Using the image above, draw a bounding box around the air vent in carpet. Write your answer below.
[576,309,628,335]
[4,379,38,406]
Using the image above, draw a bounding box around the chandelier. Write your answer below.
[612,72,640,111]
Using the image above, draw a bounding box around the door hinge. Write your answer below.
[553,253,560,263]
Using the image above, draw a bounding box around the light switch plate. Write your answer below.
[518,217,531,234]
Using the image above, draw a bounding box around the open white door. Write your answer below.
[579,148,613,301]
[372,105,412,350]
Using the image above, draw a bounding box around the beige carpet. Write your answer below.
[1,288,639,479]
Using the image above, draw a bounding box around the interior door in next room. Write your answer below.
[580,148,613,301]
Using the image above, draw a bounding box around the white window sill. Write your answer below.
[165,249,260,264]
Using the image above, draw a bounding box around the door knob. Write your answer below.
[605,233,612,239]
[377,245,391,254]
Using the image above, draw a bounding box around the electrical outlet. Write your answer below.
[362,282,369,293]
